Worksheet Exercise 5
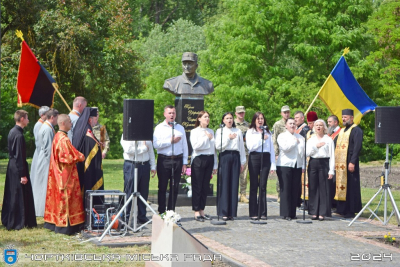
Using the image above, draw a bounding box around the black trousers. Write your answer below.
[123,160,151,220]
[218,150,240,217]
[191,155,214,211]
[248,152,271,217]
[157,156,183,214]
[308,158,332,217]
[277,165,302,218]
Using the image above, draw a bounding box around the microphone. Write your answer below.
[168,121,177,126]
[259,125,268,130]
[220,123,225,128]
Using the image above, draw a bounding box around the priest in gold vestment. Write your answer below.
[44,114,85,235]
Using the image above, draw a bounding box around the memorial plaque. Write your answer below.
[175,95,204,165]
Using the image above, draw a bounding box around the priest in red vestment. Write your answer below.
[44,114,85,235]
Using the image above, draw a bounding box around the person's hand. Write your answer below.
[205,131,213,140]
[302,169,305,173]
[151,170,156,178]
[21,177,28,185]
[102,152,106,159]
[171,135,181,144]
[317,142,326,148]
[181,165,187,175]
[348,163,355,172]
[270,170,275,174]
[264,134,269,140]
[229,133,237,140]
[328,174,333,179]
[240,165,244,173]
[275,155,278,160]
[212,169,217,175]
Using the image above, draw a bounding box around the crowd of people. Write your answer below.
[1,99,364,233]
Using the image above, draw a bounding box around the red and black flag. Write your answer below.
[16,38,56,108]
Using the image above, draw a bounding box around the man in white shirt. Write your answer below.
[153,105,188,214]
[68,96,87,142]
[120,136,156,223]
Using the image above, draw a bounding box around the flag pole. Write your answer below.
[52,83,71,112]
[305,48,350,114]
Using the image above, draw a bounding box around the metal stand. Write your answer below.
[297,133,312,224]
[170,123,176,211]
[251,127,267,225]
[211,124,226,225]
[99,142,157,242]
[349,144,400,226]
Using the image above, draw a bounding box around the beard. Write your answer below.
[327,126,336,135]
[343,120,351,126]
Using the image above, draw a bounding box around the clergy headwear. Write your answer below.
[342,109,354,116]
[90,108,98,117]
[307,111,318,122]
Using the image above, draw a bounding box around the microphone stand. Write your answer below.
[297,130,312,224]
[251,127,267,224]
[211,124,226,225]
[170,122,176,212]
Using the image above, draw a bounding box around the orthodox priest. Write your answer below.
[334,109,363,218]
[32,108,58,216]
[1,110,37,230]
[44,114,85,235]
[72,107,104,207]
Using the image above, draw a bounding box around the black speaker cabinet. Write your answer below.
[123,99,154,141]
[375,106,400,144]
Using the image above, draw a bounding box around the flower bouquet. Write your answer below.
[160,210,181,226]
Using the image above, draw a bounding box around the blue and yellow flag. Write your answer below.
[318,56,376,125]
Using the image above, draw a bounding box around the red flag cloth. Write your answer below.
[16,41,56,108]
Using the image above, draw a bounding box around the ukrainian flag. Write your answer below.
[318,56,376,125]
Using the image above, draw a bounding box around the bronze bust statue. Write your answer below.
[163,52,214,96]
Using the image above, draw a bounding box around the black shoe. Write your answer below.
[250,217,258,221]
[194,216,204,222]
[286,217,292,221]
[260,216,267,220]
[319,216,324,221]
[311,216,318,220]
[138,217,150,224]
[201,214,212,220]
[228,217,234,221]
[292,216,298,220]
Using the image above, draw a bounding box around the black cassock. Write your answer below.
[336,123,363,216]
[76,133,104,208]
[1,126,37,230]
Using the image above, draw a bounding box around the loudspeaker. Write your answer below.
[123,99,154,141]
[375,106,400,144]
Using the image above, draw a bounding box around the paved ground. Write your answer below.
[93,196,400,266]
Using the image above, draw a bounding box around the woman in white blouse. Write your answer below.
[215,112,246,221]
[276,118,305,221]
[246,112,275,220]
[306,119,335,221]
[190,111,218,222]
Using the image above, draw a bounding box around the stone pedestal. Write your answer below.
[175,95,204,165]
[146,215,211,267]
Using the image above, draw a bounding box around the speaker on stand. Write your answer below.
[99,99,158,241]
[349,106,400,226]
